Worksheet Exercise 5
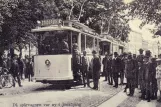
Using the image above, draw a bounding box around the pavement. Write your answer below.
[0,78,160,107]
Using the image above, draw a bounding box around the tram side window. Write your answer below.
[81,34,85,53]
[86,36,93,54]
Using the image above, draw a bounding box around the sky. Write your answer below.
[129,19,156,41]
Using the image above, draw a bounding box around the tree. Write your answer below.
[0,0,131,57]
[0,0,18,55]
[128,0,161,27]
[0,0,59,57]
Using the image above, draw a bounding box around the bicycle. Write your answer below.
[0,67,14,88]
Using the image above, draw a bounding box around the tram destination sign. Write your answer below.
[39,19,62,27]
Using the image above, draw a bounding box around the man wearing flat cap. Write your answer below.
[112,52,121,88]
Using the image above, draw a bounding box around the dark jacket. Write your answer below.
[137,54,144,63]
[92,57,101,80]
[149,62,157,81]
[112,57,121,73]
[10,61,20,76]
[106,58,112,71]
[18,59,24,70]
[143,62,152,82]
[138,65,144,80]
[26,61,34,76]
[125,59,136,79]
[72,54,81,70]
[102,57,107,71]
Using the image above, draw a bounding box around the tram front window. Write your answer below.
[38,31,71,55]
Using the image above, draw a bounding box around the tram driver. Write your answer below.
[58,38,69,54]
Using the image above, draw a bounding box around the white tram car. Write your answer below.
[31,19,125,87]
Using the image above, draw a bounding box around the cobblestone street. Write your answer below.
[0,78,160,107]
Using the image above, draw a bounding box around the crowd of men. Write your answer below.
[72,47,161,103]
[0,54,34,88]
[102,49,161,102]
[1,44,161,103]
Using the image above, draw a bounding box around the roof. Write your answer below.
[31,26,81,32]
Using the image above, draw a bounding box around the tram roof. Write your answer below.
[31,26,81,32]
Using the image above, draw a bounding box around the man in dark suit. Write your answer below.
[91,50,101,90]
[112,52,121,88]
[10,54,22,87]
[125,54,137,96]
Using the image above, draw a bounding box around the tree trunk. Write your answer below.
[78,0,86,21]
[107,19,111,34]
[69,1,74,20]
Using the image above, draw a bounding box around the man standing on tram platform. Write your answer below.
[112,52,121,88]
[72,43,81,83]
[90,50,101,90]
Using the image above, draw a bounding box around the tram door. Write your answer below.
[100,41,111,55]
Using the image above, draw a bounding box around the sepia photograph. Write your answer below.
[0,0,161,107]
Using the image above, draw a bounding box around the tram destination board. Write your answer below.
[40,19,62,27]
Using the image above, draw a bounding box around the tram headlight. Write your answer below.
[45,59,51,67]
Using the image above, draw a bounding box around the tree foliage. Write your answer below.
[128,0,161,27]
[0,0,131,55]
